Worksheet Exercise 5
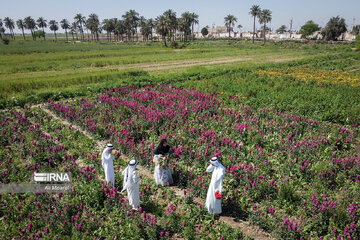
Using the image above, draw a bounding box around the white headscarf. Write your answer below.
[210,157,221,167]
[101,143,114,166]
[122,159,137,192]
[209,157,225,180]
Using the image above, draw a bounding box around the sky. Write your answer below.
[1,0,359,33]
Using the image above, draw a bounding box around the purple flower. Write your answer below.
[26,223,32,232]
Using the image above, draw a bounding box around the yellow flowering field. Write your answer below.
[257,69,360,87]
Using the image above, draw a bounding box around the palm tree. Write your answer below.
[49,20,59,41]
[16,19,26,40]
[179,12,192,42]
[36,17,47,40]
[276,25,287,34]
[237,24,243,38]
[84,20,91,41]
[111,18,119,41]
[24,16,37,40]
[102,19,115,41]
[140,18,154,41]
[60,19,70,41]
[224,15,237,37]
[259,9,272,44]
[190,12,199,40]
[74,14,86,40]
[122,10,140,41]
[249,5,261,43]
[0,19,5,40]
[4,17,15,39]
[87,14,101,41]
[147,18,154,40]
[163,10,177,41]
[102,19,109,40]
[114,19,126,41]
[155,14,169,46]
[71,22,78,40]
[139,16,146,28]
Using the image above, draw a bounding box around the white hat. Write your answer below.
[210,157,218,162]
[107,143,114,149]
[129,159,136,165]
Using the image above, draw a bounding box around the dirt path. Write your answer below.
[7,56,303,79]
[31,104,274,240]
[104,57,252,71]
[27,105,106,181]
[101,56,302,72]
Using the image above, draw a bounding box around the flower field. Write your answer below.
[1,41,360,239]
[38,84,360,239]
[0,105,244,239]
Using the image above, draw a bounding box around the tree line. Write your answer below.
[0,10,199,46]
[1,5,359,46]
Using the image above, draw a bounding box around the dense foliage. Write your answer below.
[46,84,360,239]
[0,107,243,239]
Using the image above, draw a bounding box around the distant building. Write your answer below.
[206,26,236,38]
[341,32,357,41]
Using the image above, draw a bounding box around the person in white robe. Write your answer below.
[101,143,115,187]
[205,157,225,215]
[153,139,173,186]
[122,159,141,210]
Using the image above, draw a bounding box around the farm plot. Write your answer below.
[0,106,244,239]
[44,84,360,239]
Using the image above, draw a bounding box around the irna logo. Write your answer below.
[34,173,71,182]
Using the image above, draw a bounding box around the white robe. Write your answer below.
[122,165,140,210]
[101,147,115,187]
[205,162,225,214]
[153,155,173,186]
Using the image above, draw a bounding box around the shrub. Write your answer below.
[355,34,360,49]
[2,38,10,45]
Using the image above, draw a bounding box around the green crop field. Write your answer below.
[1,39,360,240]
[0,40,359,125]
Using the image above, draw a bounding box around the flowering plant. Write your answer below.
[156,155,170,169]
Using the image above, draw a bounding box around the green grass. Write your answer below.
[0,40,347,97]
[1,39,359,125]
